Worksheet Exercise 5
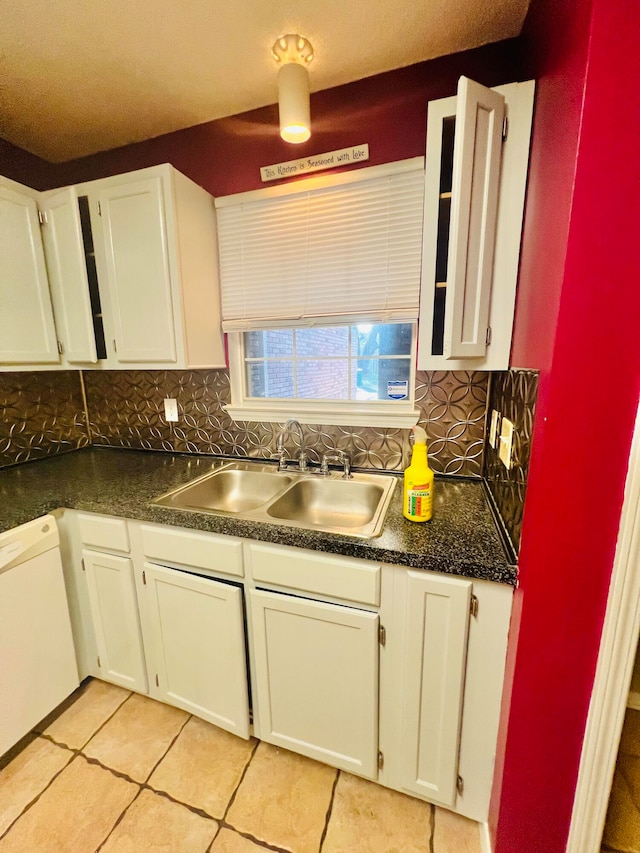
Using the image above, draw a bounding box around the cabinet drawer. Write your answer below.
[141,524,243,578]
[248,543,380,606]
[77,513,129,553]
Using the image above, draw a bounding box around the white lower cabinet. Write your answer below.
[82,548,148,693]
[58,511,512,823]
[397,572,472,806]
[144,561,250,738]
[249,588,379,777]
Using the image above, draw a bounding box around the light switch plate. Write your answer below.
[489,410,501,448]
[163,398,179,422]
[499,417,514,469]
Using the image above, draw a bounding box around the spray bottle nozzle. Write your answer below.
[412,425,427,445]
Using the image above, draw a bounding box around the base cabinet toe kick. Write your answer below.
[57,509,512,823]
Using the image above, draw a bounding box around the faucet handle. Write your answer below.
[320,450,352,479]
[272,448,288,471]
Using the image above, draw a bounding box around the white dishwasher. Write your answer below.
[0,515,79,756]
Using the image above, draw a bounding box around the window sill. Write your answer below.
[224,403,420,429]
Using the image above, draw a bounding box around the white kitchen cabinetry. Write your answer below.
[85,164,225,369]
[143,561,250,738]
[379,569,513,822]
[397,571,472,805]
[0,164,225,371]
[72,512,148,692]
[82,549,148,692]
[249,588,379,777]
[39,187,98,364]
[0,177,59,365]
[56,509,512,822]
[418,78,535,370]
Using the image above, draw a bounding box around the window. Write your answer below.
[226,322,419,427]
[217,159,424,427]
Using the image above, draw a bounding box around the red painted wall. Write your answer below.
[0,40,522,194]
[492,0,640,849]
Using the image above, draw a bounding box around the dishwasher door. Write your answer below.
[0,515,79,756]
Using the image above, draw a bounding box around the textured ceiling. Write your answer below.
[0,0,530,163]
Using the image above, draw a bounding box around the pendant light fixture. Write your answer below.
[272,34,314,144]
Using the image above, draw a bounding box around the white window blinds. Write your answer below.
[215,159,425,331]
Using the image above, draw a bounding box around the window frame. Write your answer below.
[225,325,420,427]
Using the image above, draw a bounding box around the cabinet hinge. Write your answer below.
[470,594,479,618]
[155,673,159,687]
[81,558,85,572]
[378,625,386,646]
[57,340,64,355]
[502,115,509,141]
[142,570,146,585]
[37,209,48,225]
[97,655,101,668]
[112,338,117,354]
[97,201,102,216]
[457,775,464,796]
[378,750,384,770]
[485,326,492,346]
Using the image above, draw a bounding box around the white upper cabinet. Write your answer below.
[40,187,97,364]
[0,178,60,365]
[0,164,225,371]
[86,164,225,370]
[418,77,535,370]
[97,174,177,363]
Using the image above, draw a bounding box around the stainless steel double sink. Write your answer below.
[152,461,396,539]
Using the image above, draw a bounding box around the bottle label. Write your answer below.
[407,486,432,517]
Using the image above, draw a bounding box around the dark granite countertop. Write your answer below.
[0,447,517,585]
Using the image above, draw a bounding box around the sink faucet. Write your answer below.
[274,419,308,472]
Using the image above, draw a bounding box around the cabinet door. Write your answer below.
[399,571,471,806]
[444,77,505,359]
[0,183,59,364]
[144,562,250,738]
[417,80,534,371]
[98,176,177,363]
[40,187,97,363]
[250,589,379,778]
[83,549,148,692]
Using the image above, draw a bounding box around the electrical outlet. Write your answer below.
[499,417,514,469]
[163,398,179,422]
[489,409,501,448]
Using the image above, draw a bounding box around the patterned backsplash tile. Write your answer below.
[83,368,489,477]
[0,371,89,468]
[484,368,539,554]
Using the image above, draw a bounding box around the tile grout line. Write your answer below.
[429,803,436,853]
[45,686,134,754]
[0,743,76,843]
[94,785,145,853]
[141,711,193,786]
[318,768,341,852]
[210,821,292,853]
[220,737,260,823]
[0,684,132,843]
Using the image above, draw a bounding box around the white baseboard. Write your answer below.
[480,821,493,853]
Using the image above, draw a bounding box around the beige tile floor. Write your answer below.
[0,679,482,853]
[602,708,640,853]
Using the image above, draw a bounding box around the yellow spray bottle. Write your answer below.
[403,425,434,522]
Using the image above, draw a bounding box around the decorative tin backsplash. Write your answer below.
[0,372,89,469]
[484,368,539,554]
[83,369,489,477]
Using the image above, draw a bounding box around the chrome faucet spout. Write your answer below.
[275,418,307,472]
